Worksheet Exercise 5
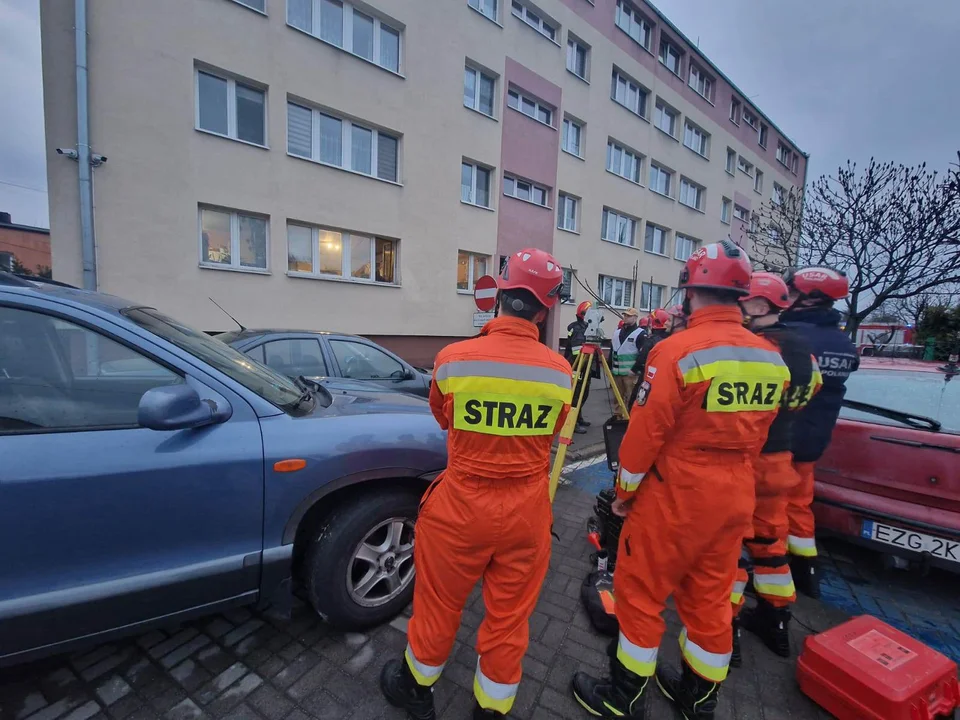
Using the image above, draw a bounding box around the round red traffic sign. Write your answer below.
[473,274,498,312]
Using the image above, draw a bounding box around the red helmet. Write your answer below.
[649,308,670,330]
[499,248,564,308]
[783,266,849,302]
[576,300,592,318]
[679,239,752,296]
[742,272,791,309]
[639,316,650,328]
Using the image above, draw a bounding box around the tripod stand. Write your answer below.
[548,342,629,501]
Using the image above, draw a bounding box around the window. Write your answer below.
[507,87,554,126]
[0,307,183,433]
[258,339,328,379]
[729,97,741,125]
[777,142,794,168]
[330,339,404,380]
[743,108,758,129]
[199,206,267,271]
[557,193,579,232]
[233,0,265,11]
[644,223,668,255]
[562,117,584,157]
[612,70,648,118]
[640,282,665,311]
[725,148,736,175]
[464,65,496,117]
[750,213,759,233]
[511,0,556,41]
[737,156,754,177]
[468,0,497,22]
[688,64,712,100]
[679,178,704,211]
[287,101,399,182]
[773,183,786,206]
[721,197,732,224]
[754,169,764,194]
[649,163,672,197]
[654,100,678,138]
[503,175,550,206]
[561,267,575,304]
[659,38,682,75]
[196,69,266,146]
[0,251,12,272]
[675,234,698,261]
[683,122,709,157]
[606,139,643,184]
[461,161,492,208]
[599,275,634,309]
[615,0,652,51]
[457,250,490,291]
[567,36,589,80]
[287,0,402,73]
[733,204,749,222]
[287,223,398,284]
[758,123,769,148]
[601,209,637,247]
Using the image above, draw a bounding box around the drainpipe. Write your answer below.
[75,0,97,291]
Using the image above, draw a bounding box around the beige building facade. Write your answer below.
[41,0,807,364]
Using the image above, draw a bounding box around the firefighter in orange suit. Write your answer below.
[729,273,822,666]
[571,240,790,720]
[380,248,572,720]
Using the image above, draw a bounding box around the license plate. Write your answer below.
[861,520,960,563]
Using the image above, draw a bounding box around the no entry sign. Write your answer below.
[473,275,498,312]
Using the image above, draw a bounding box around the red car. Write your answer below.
[813,357,960,571]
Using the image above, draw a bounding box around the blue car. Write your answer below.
[0,274,446,667]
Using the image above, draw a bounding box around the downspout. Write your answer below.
[75,0,96,290]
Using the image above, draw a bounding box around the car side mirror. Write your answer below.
[138,384,232,431]
[403,368,416,381]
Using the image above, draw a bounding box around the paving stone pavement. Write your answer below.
[2,479,847,720]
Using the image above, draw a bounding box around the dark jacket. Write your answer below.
[780,307,860,462]
[757,324,816,454]
[565,319,587,363]
[632,329,667,375]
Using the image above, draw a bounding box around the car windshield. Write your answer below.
[841,368,960,433]
[124,308,304,411]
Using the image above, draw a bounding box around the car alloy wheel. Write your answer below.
[347,516,416,608]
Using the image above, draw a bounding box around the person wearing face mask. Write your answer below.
[729,273,822,666]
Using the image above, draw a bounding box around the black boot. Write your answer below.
[740,598,791,658]
[380,658,436,720]
[572,658,648,718]
[791,556,821,599]
[656,661,721,720]
[578,416,591,427]
[729,620,742,669]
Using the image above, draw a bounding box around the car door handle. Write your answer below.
[870,435,960,453]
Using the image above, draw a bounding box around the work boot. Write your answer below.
[730,620,742,669]
[656,661,721,720]
[740,597,791,658]
[578,416,592,427]
[571,658,648,718]
[791,556,821,599]
[574,424,588,435]
[380,658,436,720]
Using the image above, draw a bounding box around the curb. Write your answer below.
[553,441,607,463]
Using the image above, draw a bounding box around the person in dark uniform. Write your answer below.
[565,301,593,433]
[626,309,671,409]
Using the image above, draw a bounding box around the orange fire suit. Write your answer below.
[612,305,789,684]
[404,316,572,715]
[787,461,818,557]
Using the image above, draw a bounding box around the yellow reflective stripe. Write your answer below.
[435,360,572,391]
[678,346,788,384]
[753,571,796,598]
[679,628,730,683]
[616,632,658,677]
[788,535,818,557]
[473,663,518,714]
[405,645,444,687]
[730,580,748,604]
[451,393,564,436]
[437,375,572,404]
[617,469,645,493]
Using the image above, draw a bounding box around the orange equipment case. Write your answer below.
[797,615,959,720]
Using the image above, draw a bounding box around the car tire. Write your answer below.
[303,488,420,630]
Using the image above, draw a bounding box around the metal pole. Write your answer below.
[75,0,97,290]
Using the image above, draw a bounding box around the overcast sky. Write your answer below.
[1,0,958,230]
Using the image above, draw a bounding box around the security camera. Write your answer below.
[56,148,79,159]
[91,154,107,166]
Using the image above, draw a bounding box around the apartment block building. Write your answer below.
[41,0,807,363]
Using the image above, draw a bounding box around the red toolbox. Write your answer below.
[797,615,959,720]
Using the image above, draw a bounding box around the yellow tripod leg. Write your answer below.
[599,351,629,419]
[549,350,591,502]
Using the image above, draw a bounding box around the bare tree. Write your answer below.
[744,185,807,271]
